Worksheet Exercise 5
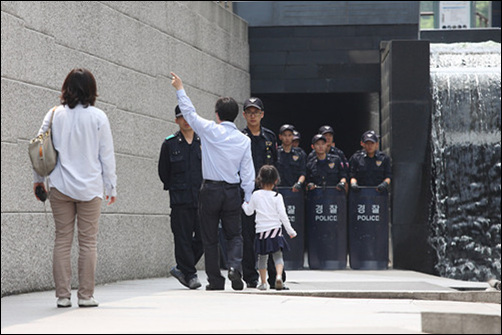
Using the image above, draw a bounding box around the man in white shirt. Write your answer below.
[171,72,255,291]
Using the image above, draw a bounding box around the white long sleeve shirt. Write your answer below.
[176,89,255,202]
[33,104,117,201]
[242,190,297,237]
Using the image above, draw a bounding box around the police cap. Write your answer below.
[293,130,301,141]
[311,134,327,145]
[318,125,334,135]
[175,105,182,118]
[243,97,264,111]
[279,124,295,134]
[361,130,379,143]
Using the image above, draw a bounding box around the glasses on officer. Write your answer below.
[244,110,263,117]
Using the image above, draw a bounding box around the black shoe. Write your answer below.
[228,267,244,291]
[187,277,201,290]
[205,284,224,291]
[170,266,189,288]
[246,280,258,288]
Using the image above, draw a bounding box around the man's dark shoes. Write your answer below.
[205,284,224,291]
[246,280,258,288]
[170,266,189,288]
[228,267,244,291]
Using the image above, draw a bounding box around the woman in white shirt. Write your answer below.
[242,165,296,290]
[33,68,117,308]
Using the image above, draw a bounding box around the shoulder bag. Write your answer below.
[29,106,58,177]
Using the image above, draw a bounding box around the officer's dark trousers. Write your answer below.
[199,181,243,288]
[171,206,204,281]
[242,213,259,283]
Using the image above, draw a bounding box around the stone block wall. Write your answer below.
[1,1,249,296]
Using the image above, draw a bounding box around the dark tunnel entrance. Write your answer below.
[257,92,380,158]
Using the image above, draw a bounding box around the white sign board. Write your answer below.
[440,1,471,29]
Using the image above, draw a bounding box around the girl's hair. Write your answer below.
[256,165,281,192]
[60,68,98,109]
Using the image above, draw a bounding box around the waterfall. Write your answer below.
[429,41,501,281]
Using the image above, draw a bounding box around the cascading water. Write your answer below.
[429,41,501,281]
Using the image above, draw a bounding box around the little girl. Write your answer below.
[242,165,297,290]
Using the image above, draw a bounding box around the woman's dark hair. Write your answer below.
[256,165,281,191]
[215,97,238,122]
[60,68,98,108]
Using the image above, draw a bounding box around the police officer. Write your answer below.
[242,97,278,174]
[277,124,306,191]
[292,130,307,157]
[306,134,347,191]
[292,130,300,147]
[308,125,349,173]
[241,97,285,289]
[158,105,204,289]
[349,130,392,192]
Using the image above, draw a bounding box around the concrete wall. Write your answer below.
[234,1,420,94]
[380,40,435,274]
[1,1,250,297]
[234,1,420,27]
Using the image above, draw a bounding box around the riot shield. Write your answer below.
[277,187,305,270]
[348,187,389,270]
[306,186,347,270]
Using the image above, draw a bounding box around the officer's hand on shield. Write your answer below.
[350,182,360,192]
[335,181,346,192]
[376,180,390,193]
[292,181,303,192]
[307,182,316,191]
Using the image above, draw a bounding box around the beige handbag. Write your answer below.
[29,107,58,177]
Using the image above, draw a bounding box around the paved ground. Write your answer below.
[1,270,500,334]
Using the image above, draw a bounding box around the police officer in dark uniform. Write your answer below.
[308,125,349,173]
[292,130,307,156]
[241,97,285,289]
[276,124,307,191]
[306,134,347,191]
[158,105,204,289]
[349,130,392,192]
[242,98,278,174]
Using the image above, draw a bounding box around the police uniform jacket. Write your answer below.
[276,146,306,187]
[158,131,202,208]
[308,145,349,171]
[349,150,392,186]
[306,153,347,187]
[242,126,278,176]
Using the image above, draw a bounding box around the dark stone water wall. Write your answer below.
[430,42,501,281]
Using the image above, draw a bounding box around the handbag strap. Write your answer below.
[48,106,57,130]
[44,106,58,194]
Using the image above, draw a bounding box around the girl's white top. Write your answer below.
[242,189,297,237]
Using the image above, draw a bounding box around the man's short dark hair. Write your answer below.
[215,97,238,122]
